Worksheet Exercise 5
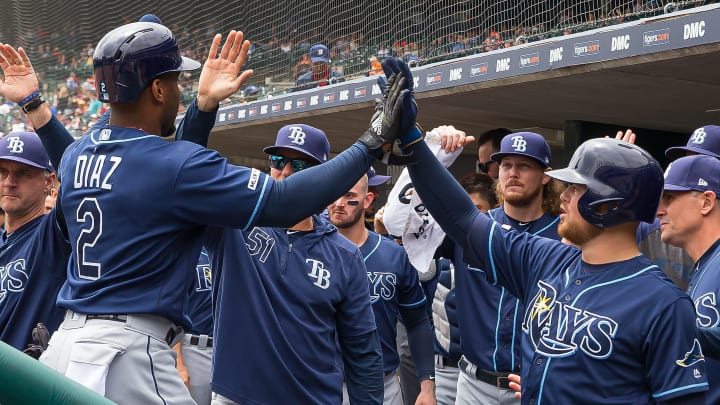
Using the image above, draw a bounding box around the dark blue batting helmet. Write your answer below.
[546,138,663,228]
[93,22,200,103]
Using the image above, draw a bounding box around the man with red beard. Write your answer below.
[395,130,707,403]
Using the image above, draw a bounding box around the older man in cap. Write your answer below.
[657,154,720,404]
[0,132,70,355]
[295,43,345,91]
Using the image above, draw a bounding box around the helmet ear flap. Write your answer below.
[581,197,624,228]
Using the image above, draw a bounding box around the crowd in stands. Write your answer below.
[0,0,713,135]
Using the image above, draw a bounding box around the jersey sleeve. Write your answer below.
[173,148,271,230]
[462,215,578,301]
[337,248,377,338]
[646,296,709,401]
[397,252,427,309]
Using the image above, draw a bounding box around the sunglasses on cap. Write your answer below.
[477,159,498,174]
[269,155,316,172]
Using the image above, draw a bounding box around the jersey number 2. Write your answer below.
[76,198,103,280]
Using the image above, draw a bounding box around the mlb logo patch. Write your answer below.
[247,168,261,191]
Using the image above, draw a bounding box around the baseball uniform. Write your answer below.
[205,216,380,405]
[402,138,709,404]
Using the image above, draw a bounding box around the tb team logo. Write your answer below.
[6,136,24,154]
[367,272,397,303]
[307,259,331,289]
[523,280,618,359]
[690,128,707,145]
[511,135,527,152]
[288,126,306,145]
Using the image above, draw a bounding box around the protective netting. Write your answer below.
[0,0,713,134]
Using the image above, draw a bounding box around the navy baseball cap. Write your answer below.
[244,85,259,96]
[138,14,162,24]
[663,155,720,194]
[491,132,551,167]
[263,124,330,164]
[309,44,330,63]
[0,132,53,172]
[666,125,720,160]
[367,166,391,187]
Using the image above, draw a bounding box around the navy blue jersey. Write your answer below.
[455,208,559,372]
[57,126,272,328]
[462,216,708,403]
[361,231,427,372]
[186,249,212,336]
[205,216,377,405]
[687,239,720,405]
[0,211,69,349]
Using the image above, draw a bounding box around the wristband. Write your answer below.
[21,95,46,114]
[18,90,41,107]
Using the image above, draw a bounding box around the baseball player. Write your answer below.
[451,131,560,405]
[200,124,383,405]
[0,13,201,357]
[174,249,213,405]
[657,154,720,404]
[2,23,415,404]
[0,132,69,353]
[329,173,436,405]
[427,172,499,405]
[394,124,708,403]
[631,125,720,291]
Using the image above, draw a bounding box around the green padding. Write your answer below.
[0,340,116,404]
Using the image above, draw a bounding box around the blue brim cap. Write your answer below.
[491,132,551,167]
[663,155,720,194]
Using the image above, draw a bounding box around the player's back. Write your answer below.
[56,126,269,328]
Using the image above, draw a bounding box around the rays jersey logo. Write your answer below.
[694,292,719,328]
[0,259,29,303]
[523,280,618,358]
[367,272,397,303]
[6,136,24,153]
[288,126,306,145]
[676,339,704,367]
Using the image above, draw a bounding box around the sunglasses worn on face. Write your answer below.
[270,155,315,172]
[477,159,498,174]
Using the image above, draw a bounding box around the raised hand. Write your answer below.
[0,44,41,102]
[358,58,416,150]
[433,125,476,153]
[382,58,416,137]
[614,128,636,144]
[196,30,254,111]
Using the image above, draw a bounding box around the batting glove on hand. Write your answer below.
[383,58,422,149]
[358,58,418,150]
